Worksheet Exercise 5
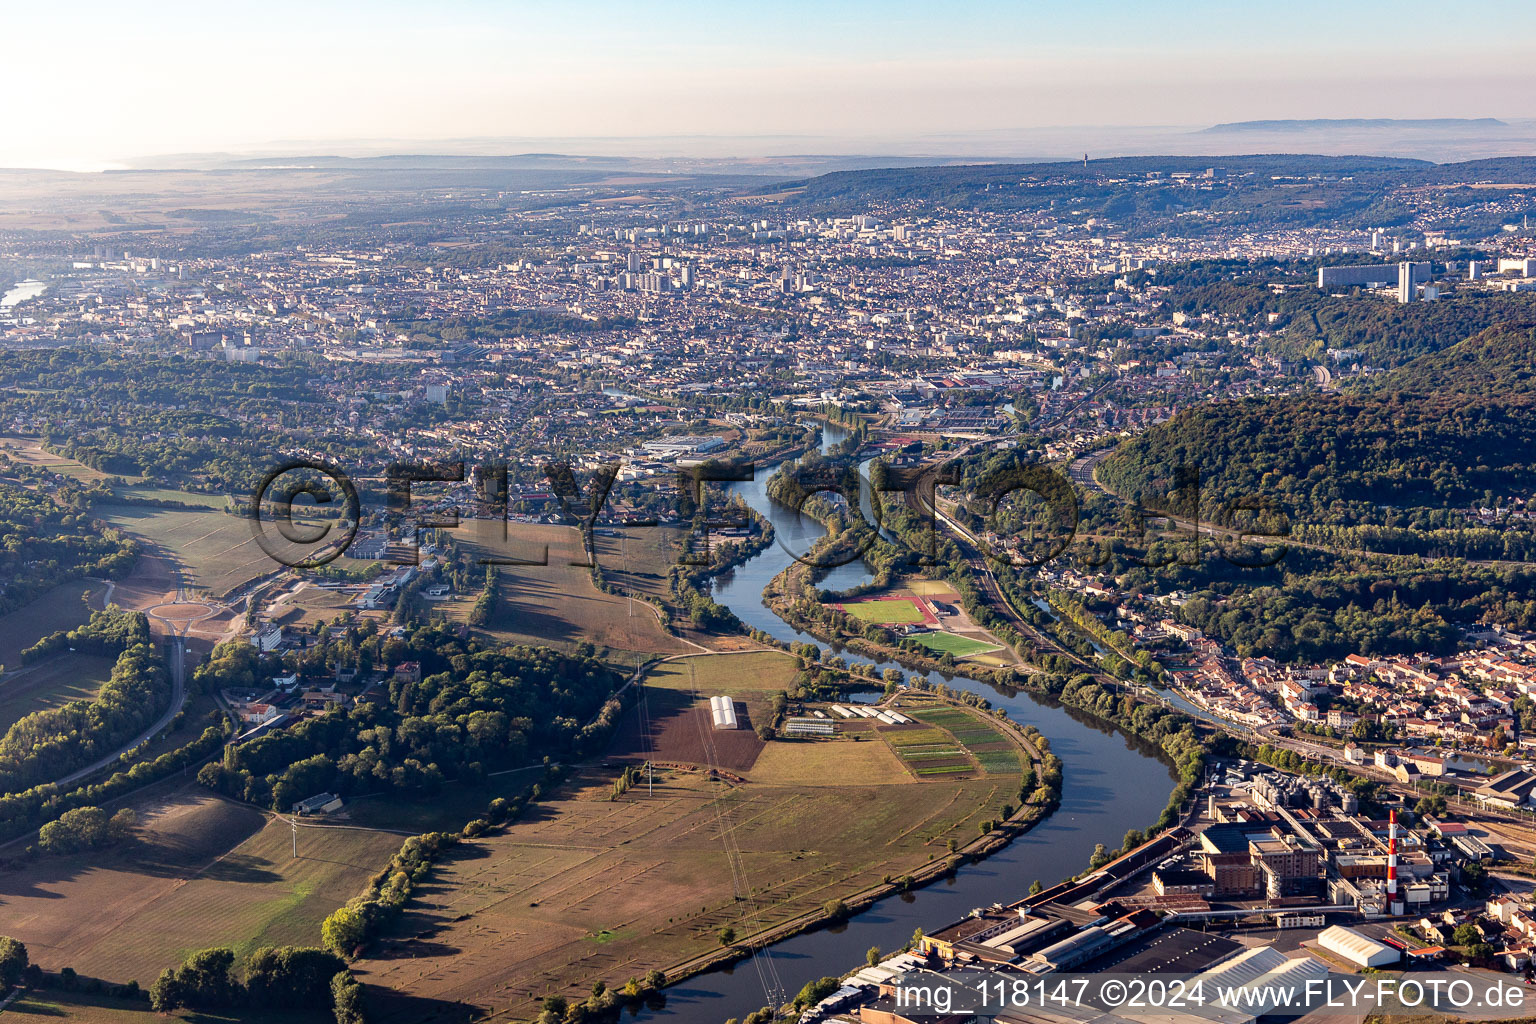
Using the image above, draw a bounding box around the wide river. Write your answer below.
[0,279,48,309]
[636,427,1176,1024]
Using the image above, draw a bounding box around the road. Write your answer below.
[919,486,1111,681]
[866,421,1526,811]
[52,633,188,790]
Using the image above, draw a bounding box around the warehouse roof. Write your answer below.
[1317,925,1394,964]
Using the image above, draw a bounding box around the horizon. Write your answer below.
[4,0,1535,171]
[16,122,1536,176]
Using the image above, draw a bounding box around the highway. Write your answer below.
[52,633,188,790]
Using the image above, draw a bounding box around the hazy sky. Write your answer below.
[5,0,1535,169]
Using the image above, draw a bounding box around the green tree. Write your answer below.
[150,947,239,1012]
[718,926,737,946]
[37,805,114,854]
[322,904,368,957]
[245,946,346,1008]
[794,976,839,1009]
[149,969,186,1012]
[0,936,28,989]
[331,970,367,1024]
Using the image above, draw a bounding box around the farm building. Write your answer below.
[830,705,856,718]
[1317,925,1398,968]
[291,792,344,816]
[784,718,835,737]
[709,695,739,730]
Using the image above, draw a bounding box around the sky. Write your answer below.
[4,0,1536,170]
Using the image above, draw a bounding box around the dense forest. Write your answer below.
[1095,324,1536,659]
[1098,325,1536,528]
[1161,280,1536,367]
[22,603,155,662]
[194,623,621,810]
[0,481,137,618]
[776,155,1536,236]
[0,350,395,491]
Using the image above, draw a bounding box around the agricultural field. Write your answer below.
[0,578,105,667]
[452,519,689,664]
[0,788,401,987]
[906,708,1021,776]
[0,651,115,733]
[92,504,301,599]
[591,525,687,602]
[0,434,119,484]
[745,736,911,787]
[107,484,229,508]
[0,990,332,1024]
[640,650,800,694]
[858,705,1026,779]
[881,724,972,777]
[354,746,1016,1023]
[608,652,801,772]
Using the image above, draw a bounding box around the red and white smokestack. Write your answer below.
[1387,809,1400,913]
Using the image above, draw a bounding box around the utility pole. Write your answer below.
[647,761,653,796]
[292,818,298,859]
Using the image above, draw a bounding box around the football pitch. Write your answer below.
[909,632,1000,658]
[837,596,927,624]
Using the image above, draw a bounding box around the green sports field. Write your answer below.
[909,632,1000,658]
[837,597,927,624]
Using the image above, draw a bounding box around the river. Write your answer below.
[0,279,48,309]
[635,425,1176,1024]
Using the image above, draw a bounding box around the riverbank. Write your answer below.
[752,460,1207,870]
[345,660,1063,1024]
[627,435,1179,1024]
[645,688,1062,996]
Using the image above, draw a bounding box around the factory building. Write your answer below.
[1316,925,1399,968]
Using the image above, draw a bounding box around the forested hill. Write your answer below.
[1159,279,1536,369]
[1362,322,1536,397]
[1096,324,1536,526]
[768,155,1536,236]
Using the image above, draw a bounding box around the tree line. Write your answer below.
[0,633,170,795]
